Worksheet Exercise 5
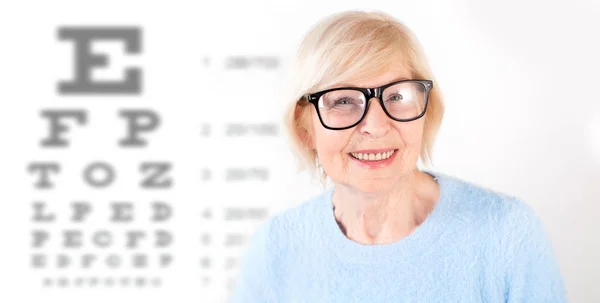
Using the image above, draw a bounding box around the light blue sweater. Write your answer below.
[230,170,567,302]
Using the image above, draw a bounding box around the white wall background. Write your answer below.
[0,0,598,302]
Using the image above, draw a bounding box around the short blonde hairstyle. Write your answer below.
[282,10,445,184]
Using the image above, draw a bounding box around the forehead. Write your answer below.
[332,65,412,88]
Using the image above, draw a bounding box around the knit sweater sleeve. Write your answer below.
[502,197,568,302]
[229,218,276,303]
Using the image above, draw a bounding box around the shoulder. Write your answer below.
[438,173,555,264]
[439,173,566,301]
[438,172,560,266]
[433,172,552,260]
[437,172,538,229]
[247,189,331,254]
[233,192,331,302]
[270,189,331,227]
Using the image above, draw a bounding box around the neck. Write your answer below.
[331,170,439,245]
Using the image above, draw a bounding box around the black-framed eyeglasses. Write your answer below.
[304,79,433,130]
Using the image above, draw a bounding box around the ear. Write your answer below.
[295,105,316,150]
[299,125,315,150]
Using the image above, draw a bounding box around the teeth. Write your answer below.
[350,150,395,161]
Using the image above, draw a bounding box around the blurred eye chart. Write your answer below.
[1,1,599,303]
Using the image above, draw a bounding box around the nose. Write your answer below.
[357,98,391,138]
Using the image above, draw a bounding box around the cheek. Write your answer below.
[315,130,349,154]
[312,115,352,156]
[397,122,425,147]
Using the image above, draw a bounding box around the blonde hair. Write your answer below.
[282,10,445,185]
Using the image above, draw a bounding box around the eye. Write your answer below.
[334,98,353,105]
[388,94,403,101]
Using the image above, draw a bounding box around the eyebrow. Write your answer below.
[334,76,411,88]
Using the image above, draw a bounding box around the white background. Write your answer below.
[0,0,598,302]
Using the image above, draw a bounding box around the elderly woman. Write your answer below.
[230,10,567,303]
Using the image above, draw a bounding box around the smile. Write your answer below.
[349,149,396,161]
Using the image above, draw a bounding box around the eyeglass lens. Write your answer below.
[316,81,427,128]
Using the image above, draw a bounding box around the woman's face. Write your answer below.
[309,66,425,193]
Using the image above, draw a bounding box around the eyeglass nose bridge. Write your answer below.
[366,88,382,100]
[362,88,388,119]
